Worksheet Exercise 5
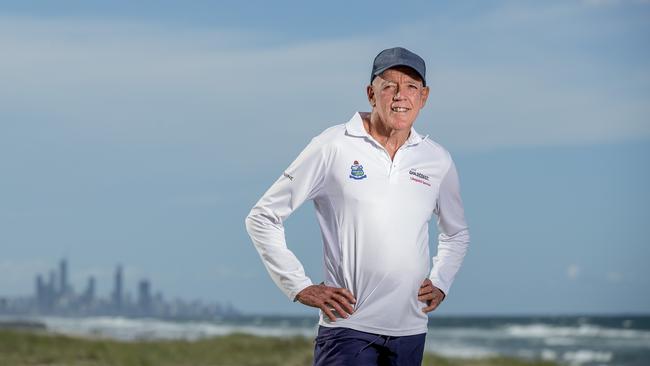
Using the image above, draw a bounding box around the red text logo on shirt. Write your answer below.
[409,169,431,186]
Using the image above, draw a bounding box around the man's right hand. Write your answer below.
[295,283,356,322]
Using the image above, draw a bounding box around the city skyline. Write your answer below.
[0,258,239,320]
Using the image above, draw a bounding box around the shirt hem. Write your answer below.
[318,319,428,337]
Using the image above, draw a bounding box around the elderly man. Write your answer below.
[245,47,470,366]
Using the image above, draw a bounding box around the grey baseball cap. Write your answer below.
[371,47,426,86]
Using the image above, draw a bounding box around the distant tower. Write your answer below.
[137,279,152,315]
[84,276,96,304]
[48,270,56,294]
[47,270,57,310]
[59,258,68,297]
[112,265,123,311]
[35,274,45,310]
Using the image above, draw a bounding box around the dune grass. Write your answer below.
[0,329,557,366]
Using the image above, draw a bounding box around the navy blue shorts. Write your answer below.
[313,326,426,366]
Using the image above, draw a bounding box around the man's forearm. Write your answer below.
[429,228,470,296]
[245,210,313,300]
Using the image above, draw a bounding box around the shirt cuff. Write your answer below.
[290,281,314,302]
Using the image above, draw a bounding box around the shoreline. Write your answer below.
[4,315,648,365]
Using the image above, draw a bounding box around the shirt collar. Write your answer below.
[345,112,427,146]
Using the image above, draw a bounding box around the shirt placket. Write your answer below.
[369,139,408,184]
[388,146,408,184]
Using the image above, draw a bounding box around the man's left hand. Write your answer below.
[418,278,445,313]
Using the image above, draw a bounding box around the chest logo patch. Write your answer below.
[409,169,431,186]
[349,160,367,180]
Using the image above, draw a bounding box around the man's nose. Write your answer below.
[392,88,405,100]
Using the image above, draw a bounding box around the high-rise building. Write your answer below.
[48,270,57,298]
[48,270,56,294]
[84,276,96,304]
[138,279,152,315]
[112,265,123,310]
[59,259,68,297]
[35,274,45,309]
[44,270,57,310]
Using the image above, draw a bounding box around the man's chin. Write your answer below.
[389,119,415,131]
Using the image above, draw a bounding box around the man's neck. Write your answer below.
[361,112,410,160]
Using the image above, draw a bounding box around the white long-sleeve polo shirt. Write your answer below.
[245,112,470,336]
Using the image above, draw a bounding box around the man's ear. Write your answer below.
[420,86,430,108]
[367,85,376,107]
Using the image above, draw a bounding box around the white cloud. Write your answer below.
[567,264,580,280]
[0,9,648,155]
[0,15,376,147]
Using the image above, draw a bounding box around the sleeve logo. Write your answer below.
[349,160,367,180]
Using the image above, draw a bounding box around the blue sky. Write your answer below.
[1,0,649,315]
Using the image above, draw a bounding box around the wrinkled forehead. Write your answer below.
[374,66,424,85]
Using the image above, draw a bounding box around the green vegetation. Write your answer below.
[0,329,557,366]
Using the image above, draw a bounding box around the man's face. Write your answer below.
[367,66,430,131]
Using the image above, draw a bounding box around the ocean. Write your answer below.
[2,314,649,366]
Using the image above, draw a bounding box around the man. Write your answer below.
[245,47,470,365]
